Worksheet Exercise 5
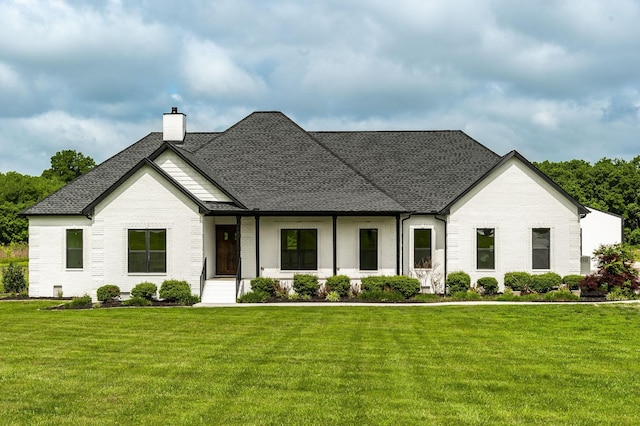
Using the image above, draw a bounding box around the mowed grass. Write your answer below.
[1,302,639,425]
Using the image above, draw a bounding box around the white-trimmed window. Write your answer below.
[413,228,432,268]
[532,228,551,269]
[281,229,317,270]
[359,228,378,270]
[476,228,495,270]
[128,229,166,273]
[66,229,83,269]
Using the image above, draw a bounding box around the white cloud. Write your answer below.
[180,36,267,99]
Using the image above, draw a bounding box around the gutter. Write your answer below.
[400,213,414,275]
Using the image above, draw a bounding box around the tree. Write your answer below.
[41,150,96,183]
[580,243,640,293]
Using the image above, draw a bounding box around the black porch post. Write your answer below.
[255,215,260,278]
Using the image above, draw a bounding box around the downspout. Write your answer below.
[400,213,413,276]
[395,215,400,275]
[332,215,337,276]
[255,215,260,278]
[435,215,448,295]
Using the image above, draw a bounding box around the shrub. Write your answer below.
[2,263,27,294]
[504,272,531,291]
[389,276,421,299]
[606,287,638,301]
[121,296,152,306]
[530,272,561,293]
[562,275,583,291]
[131,282,157,300]
[159,280,193,303]
[96,284,120,303]
[63,294,92,309]
[325,275,351,297]
[293,274,319,297]
[542,290,580,302]
[446,271,470,294]
[451,291,482,301]
[477,277,498,295]
[411,293,441,303]
[325,291,341,302]
[357,290,405,302]
[251,277,278,297]
[361,276,386,292]
[238,290,270,303]
[580,244,640,293]
[360,276,420,299]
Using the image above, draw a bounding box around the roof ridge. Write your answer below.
[306,132,408,211]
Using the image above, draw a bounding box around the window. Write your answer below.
[532,228,551,269]
[477,228,495,269]
[128,229,166,273]
[66,229,83,269]
[359,229,378,270]
[414,229,432,268]
[281,229,317,270]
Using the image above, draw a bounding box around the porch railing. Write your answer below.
[200,257,207,299]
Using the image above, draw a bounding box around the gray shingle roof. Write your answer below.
[311,130,501,213]
[23,111,509,216]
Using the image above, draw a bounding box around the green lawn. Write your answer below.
[1,302,639,425]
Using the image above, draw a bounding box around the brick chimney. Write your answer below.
[162,107,186,142]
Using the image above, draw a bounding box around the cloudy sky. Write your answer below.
[1,0,639,175]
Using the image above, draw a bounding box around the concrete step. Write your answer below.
[201,279,237,304]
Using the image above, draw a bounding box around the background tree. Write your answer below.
[41,150,96,183]
[535,156,640,244]
[0,150,94,244]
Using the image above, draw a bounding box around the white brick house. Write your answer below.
[24,109,589,302]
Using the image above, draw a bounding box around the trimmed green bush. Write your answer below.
[477,277,498,295]
[131,282,157,300]
[96,284,120,303]
[63,294,92,309]
[530,272,561,293]
[2,262,27,294]
[121,296,152,306]
[562,275,583,291]
[159,280,193,303]
[238,291,270,303]
[361,276,420,299]
[250,277,278,297]
[446,271,470,294]
[358,290,405,302]
[293,274,319,297]
[325,275,351,297]
[504,272,531,291]
[360,276,386,292]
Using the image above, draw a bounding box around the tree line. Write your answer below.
[534,156,640,244]
[1,150,639,245]
[0,150,95,244]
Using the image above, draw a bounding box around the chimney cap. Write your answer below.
[171,106,178,114]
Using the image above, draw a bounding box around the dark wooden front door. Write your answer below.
[216,225,237,275]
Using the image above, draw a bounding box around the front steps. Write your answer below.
[200,278,237,304]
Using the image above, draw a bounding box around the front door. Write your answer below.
[216,225,238,275]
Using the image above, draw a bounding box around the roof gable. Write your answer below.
[440,150,589,215]
[192,112,406,212]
